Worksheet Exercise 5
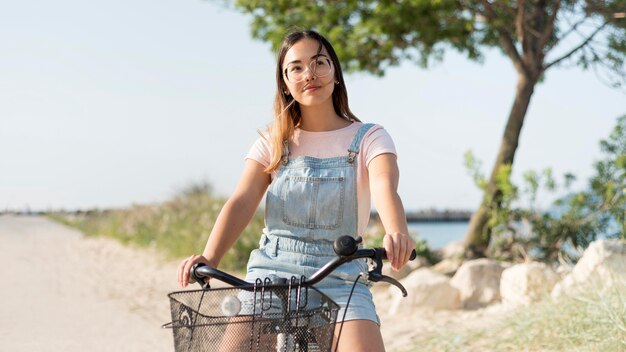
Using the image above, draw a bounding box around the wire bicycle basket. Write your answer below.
[163,277,340,352]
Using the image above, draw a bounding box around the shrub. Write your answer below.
[49,182,264,271]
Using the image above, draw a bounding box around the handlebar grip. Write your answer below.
[192,263,249,287]
[189,263,206,285]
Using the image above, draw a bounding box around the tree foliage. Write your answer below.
[232,1,476,74]
[230,0,626,84]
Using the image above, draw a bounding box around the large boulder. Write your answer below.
[500,262,559,306]
[450,258,505,309]
[430,241,465,277]
[388,268,460,314]
[552,239,626,299]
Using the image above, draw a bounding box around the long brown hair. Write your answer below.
[264,30,360,173]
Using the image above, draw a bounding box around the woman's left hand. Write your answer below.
[383,232,415,271]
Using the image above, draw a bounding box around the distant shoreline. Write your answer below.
[2,208,475,223]
[371,209,473,223]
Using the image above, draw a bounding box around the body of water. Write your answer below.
[408,221,469,250]
[408,218,620,251]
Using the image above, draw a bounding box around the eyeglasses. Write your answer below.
[283,57,333,83]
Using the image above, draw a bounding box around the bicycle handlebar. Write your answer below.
[305,247,416,285]
[191,265,249,287]
[191,236,417,296]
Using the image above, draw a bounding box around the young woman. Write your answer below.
[177,30,414,351]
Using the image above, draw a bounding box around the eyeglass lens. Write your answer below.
[284,57,332,83]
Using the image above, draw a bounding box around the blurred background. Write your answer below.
[1,2,625,351]
[1,0,624,250]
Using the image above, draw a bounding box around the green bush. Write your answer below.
[48,182,264,271]
[464,114,626,263]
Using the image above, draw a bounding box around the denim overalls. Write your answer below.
[245,123,379,323]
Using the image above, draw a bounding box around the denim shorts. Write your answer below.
[244,234,380,325]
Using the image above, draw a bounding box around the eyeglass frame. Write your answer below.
[282,55,334,83]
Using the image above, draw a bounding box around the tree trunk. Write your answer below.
[463,73,538,257]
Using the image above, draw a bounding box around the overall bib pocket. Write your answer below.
[281,175,345,230]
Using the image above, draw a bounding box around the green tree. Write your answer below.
[223,0,626,257]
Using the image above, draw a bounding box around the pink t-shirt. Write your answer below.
[245,122,397,235]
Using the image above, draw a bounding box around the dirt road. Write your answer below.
[0,215,178,351]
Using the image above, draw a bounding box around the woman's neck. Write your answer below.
[299,103,351,132]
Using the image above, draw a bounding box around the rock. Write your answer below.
[440,240,465,259]
[552,239,626,299]
[555,263,573,278]
[432,258,463,277]
[388,268,460,314]
[450,258,504,309]
[550,274,577,300]
[500,262,559,306]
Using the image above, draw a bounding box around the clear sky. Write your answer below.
[1,0,624,212]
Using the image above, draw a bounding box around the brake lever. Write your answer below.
[367,248,409,297]
[372,274,408,297]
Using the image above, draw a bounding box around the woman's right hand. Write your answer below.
[177,254,214,288]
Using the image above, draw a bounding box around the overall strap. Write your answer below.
[281,140,290,164]
[347,123,375,163]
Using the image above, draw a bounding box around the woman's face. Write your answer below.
[282,38,335,108]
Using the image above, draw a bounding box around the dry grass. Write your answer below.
[48,184,264,270]
[408,282,626,352]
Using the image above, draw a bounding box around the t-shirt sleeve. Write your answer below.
[362,125,397,167]
[244,136,271,168]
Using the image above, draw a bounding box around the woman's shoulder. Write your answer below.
[325,120,385,136]
[358,122,396,160]
[357,122,393,140]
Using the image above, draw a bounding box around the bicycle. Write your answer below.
[163,235,416,352]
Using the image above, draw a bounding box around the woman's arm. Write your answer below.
[178,159,270,287]
[368,153,414,271]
